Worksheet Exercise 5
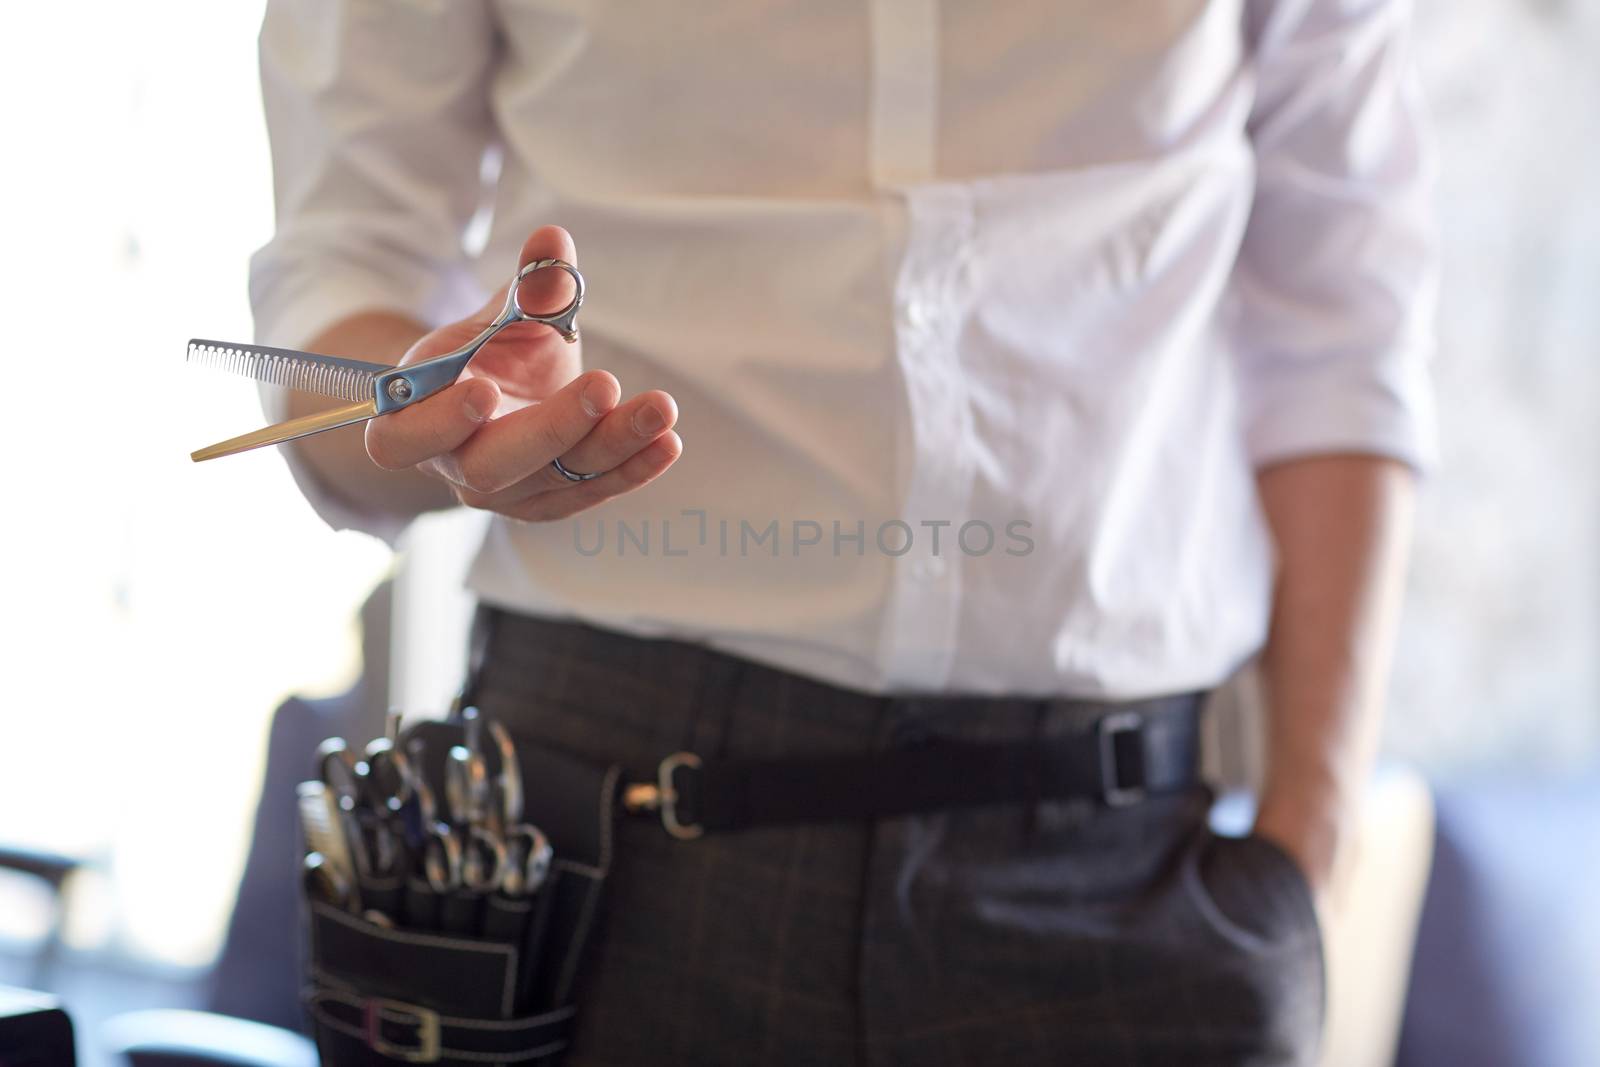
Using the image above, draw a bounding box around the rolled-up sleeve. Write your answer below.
[1231,0,1439,473]
[251,0,496,538]
[252,0,496,347]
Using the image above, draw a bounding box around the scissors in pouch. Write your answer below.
[485,717,554,897]
[445,718,510,894]
[317,736,406,882]
[187,258,585,462]
[403,736,466,894]
[438,707,555,896]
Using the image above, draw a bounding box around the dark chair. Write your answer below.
[0,845,86,989]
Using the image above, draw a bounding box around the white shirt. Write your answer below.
[252,0,1436,699]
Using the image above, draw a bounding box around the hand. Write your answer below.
[1252,790,1346,909]
[363,226,682,521]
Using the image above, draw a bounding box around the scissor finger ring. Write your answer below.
[423,825,463,893]
[507,257,585,342]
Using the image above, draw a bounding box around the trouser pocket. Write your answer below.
[1179,829,1327,1065]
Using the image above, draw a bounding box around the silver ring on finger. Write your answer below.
[551,456,603,483]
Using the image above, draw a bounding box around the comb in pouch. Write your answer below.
[187,338,388,403]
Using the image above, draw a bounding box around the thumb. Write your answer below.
[409,226,580,357]
[509,225,580,321]
[463,225,580,326]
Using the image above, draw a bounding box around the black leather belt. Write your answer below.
[621,694,1203,839]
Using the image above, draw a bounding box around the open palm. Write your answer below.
[364,226,681,522]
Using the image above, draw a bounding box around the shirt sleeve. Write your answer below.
[250,0,497,540]
[1231,0,1439,473]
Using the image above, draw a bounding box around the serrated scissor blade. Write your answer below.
[187,338,390,403]
[190,399,379,462]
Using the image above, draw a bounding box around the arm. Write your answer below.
[253,4,679,534]
[251,0,500,539]
[268,232,683,536]
[1233,0,1437,897]
[1253,455,1414,899]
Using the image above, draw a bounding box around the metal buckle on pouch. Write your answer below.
[364,997,441,1063]
[622,752,705,840]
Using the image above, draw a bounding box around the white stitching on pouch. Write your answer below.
[309,901,520,1018]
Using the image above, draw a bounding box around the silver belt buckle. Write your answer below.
[621,751,705,840]
[1097,711,1147,807]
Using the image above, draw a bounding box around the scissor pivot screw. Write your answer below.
[386,379,414,402]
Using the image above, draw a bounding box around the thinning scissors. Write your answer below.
[187,258,584,462]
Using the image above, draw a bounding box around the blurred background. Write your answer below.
[0,2,1593,1065]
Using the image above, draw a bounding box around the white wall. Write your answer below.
[1388,0,1600,775]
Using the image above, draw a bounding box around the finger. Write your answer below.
[460,390,679,507]
[501,431,684,523]
[473,225,580,320]
[512,226,580,321]
[405,226,581,363]
[445,370,620,495]
[560,390,676,475]
[365,377,501,471]
[453,227,584,390]
[519,224,576,269]
[476,227,580,331]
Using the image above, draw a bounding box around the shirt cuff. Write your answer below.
[1242,350,1438,475]
[251,267,432,548]
[250,258,423,351]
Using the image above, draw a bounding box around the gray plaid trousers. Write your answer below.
[469,610,1324,1067]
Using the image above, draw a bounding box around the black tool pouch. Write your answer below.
[303,723,620,1065]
